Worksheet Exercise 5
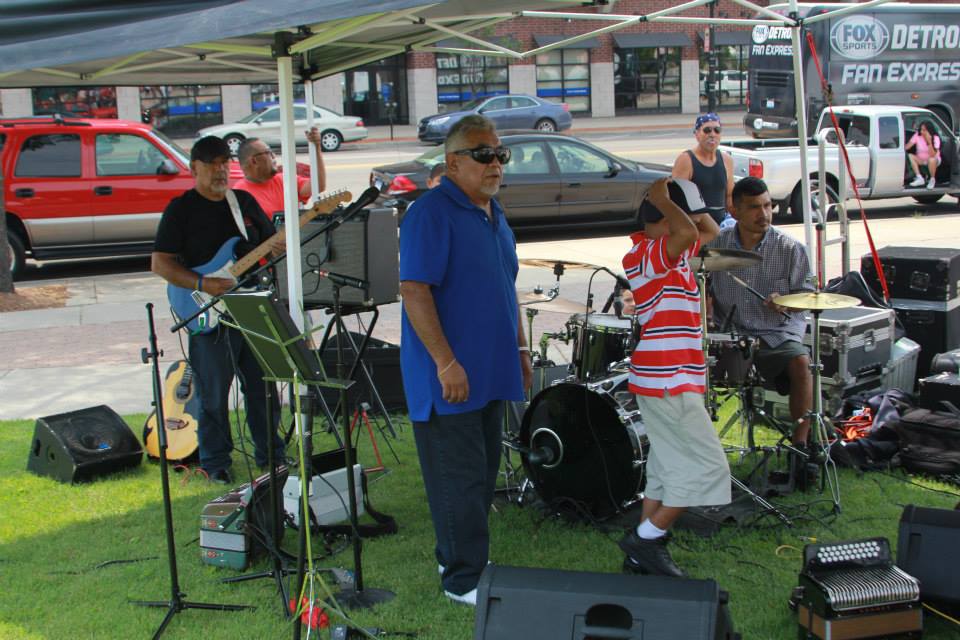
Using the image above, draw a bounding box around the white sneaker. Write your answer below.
[927,177,937,189]
[909,175,925,187]
[438,564,444,575]
[444,588,477,606]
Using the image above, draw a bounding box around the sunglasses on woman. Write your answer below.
[453,145,512,165]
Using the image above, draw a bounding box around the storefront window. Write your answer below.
[436,54,508,112]
[250,84,305,110]
[140,85,222,138]
[32,86,117,118]
[536,49,591,114]
[614,47,681,114]
[699,45,748,109]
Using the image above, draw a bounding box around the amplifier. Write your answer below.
[897,505,960,605]
[892,298,960,378]
[277,207,399,309]
[861,246,960,302]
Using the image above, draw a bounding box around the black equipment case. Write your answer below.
[917,371,960,412]
[861,246,960,302]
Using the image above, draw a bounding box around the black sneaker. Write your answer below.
[208,468,233,485]
[617,530,686,578]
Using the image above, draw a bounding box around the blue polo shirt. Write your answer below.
[399,176,523,421]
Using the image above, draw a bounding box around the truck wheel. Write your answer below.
[5,232,26,280]
[789,180,838,223]
[912,194,943,205]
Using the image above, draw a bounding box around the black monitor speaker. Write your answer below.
[27,405,143,483]
[474,564,739,640]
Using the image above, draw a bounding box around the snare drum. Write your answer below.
[567,313,635,380]
[707,333,756,386]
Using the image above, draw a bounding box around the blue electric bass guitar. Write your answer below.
[168,189,351,334]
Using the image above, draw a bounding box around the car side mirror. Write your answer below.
[157,159,179,175]
[606,161,623,177]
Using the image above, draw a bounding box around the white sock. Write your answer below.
[636,519,667,540]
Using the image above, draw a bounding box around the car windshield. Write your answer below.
[237,108,269,124]
[461,97,487,111]
[413,145,447,168]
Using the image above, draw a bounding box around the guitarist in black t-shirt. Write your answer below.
[152,136,285,485]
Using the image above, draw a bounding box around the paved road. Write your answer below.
[3,121,959,420]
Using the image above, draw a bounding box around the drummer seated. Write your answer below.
[707,177,814,448]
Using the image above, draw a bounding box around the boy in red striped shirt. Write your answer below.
[618,177,730,577]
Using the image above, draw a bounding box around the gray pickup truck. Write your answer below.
[720,105,960,221]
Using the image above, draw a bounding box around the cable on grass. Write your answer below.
[49,556,158,575]
[923,602,960,626]
[775,544,801,559]
[876,469,960,499]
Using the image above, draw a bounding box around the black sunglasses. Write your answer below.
[700,126,721,134]
[453,145,511,165]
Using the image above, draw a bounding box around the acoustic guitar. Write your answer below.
[167,189,352,334]
[143,360,200,462]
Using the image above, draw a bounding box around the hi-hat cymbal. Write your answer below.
[775,292,861,310]
[525,297,589,314]
[689,248,762,272]
[519,258,601,271]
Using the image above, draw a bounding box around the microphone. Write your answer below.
[527,446,557,466]
[337,185,381,218]
[313,269,367,290]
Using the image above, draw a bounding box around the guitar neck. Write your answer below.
[228,189,352,278]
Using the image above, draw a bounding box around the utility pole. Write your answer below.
[706,1,717,112]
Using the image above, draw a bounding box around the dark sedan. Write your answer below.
[371,132,670,229]
[418,95,573,143]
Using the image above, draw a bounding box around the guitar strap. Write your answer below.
[225,189,249,241]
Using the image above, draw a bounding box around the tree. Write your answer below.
[0,163,13,294]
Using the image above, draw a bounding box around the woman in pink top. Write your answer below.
[906,120,941,189]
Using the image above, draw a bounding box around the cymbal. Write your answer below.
[688,248,762,272]
[519,258,600,271]
[525,297,590,314]
[774,292,861,310]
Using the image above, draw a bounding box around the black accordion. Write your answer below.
[792,537,922,640]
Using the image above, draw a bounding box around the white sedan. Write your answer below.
[198,104,368,154]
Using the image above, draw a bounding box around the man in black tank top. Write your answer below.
[671,113,734,227]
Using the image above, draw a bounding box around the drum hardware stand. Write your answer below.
[132,303,254,640]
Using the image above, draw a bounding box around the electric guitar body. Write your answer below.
[143,360,200,462]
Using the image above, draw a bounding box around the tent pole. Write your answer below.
[789,0,815,264]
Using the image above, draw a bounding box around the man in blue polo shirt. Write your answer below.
[399,115,532,606]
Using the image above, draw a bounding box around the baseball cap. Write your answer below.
[191,136,231,163]
[640,178,710,223]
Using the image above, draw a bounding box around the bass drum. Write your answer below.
[519,374,646,519]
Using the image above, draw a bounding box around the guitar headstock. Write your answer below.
[304,189,353,222]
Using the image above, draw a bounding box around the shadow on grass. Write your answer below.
[1,413,958,639]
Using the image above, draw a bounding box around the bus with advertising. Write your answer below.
[745,3,960,138]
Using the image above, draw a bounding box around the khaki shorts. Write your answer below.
[637,392,731,508]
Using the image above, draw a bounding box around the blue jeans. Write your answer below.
[189,326,281,473]
[413,401,503,596]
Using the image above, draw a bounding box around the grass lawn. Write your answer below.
[1,406,958,640]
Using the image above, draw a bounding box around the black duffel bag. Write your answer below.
[894,403,960,477]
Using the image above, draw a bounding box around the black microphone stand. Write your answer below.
[131,303,253,639]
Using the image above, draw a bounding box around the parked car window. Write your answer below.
[503,142,552,175]
[96,134,166,176]
[293,106,307,120]
[259,108,281,123]
[510,97,538,109]
[15,134,81,177]
[552,141,610,174]
[482,97,510,112]
[877,117,900,150]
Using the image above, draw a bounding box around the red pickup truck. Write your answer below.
[1,116,246,279]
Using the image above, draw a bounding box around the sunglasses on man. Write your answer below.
[452,145,512,165]
[699,126,721,135]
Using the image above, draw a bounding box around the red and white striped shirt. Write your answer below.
[623,231,704,397]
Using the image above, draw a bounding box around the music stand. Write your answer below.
[219,291,393,622]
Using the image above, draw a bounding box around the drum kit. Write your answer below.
[505,254,860,521]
